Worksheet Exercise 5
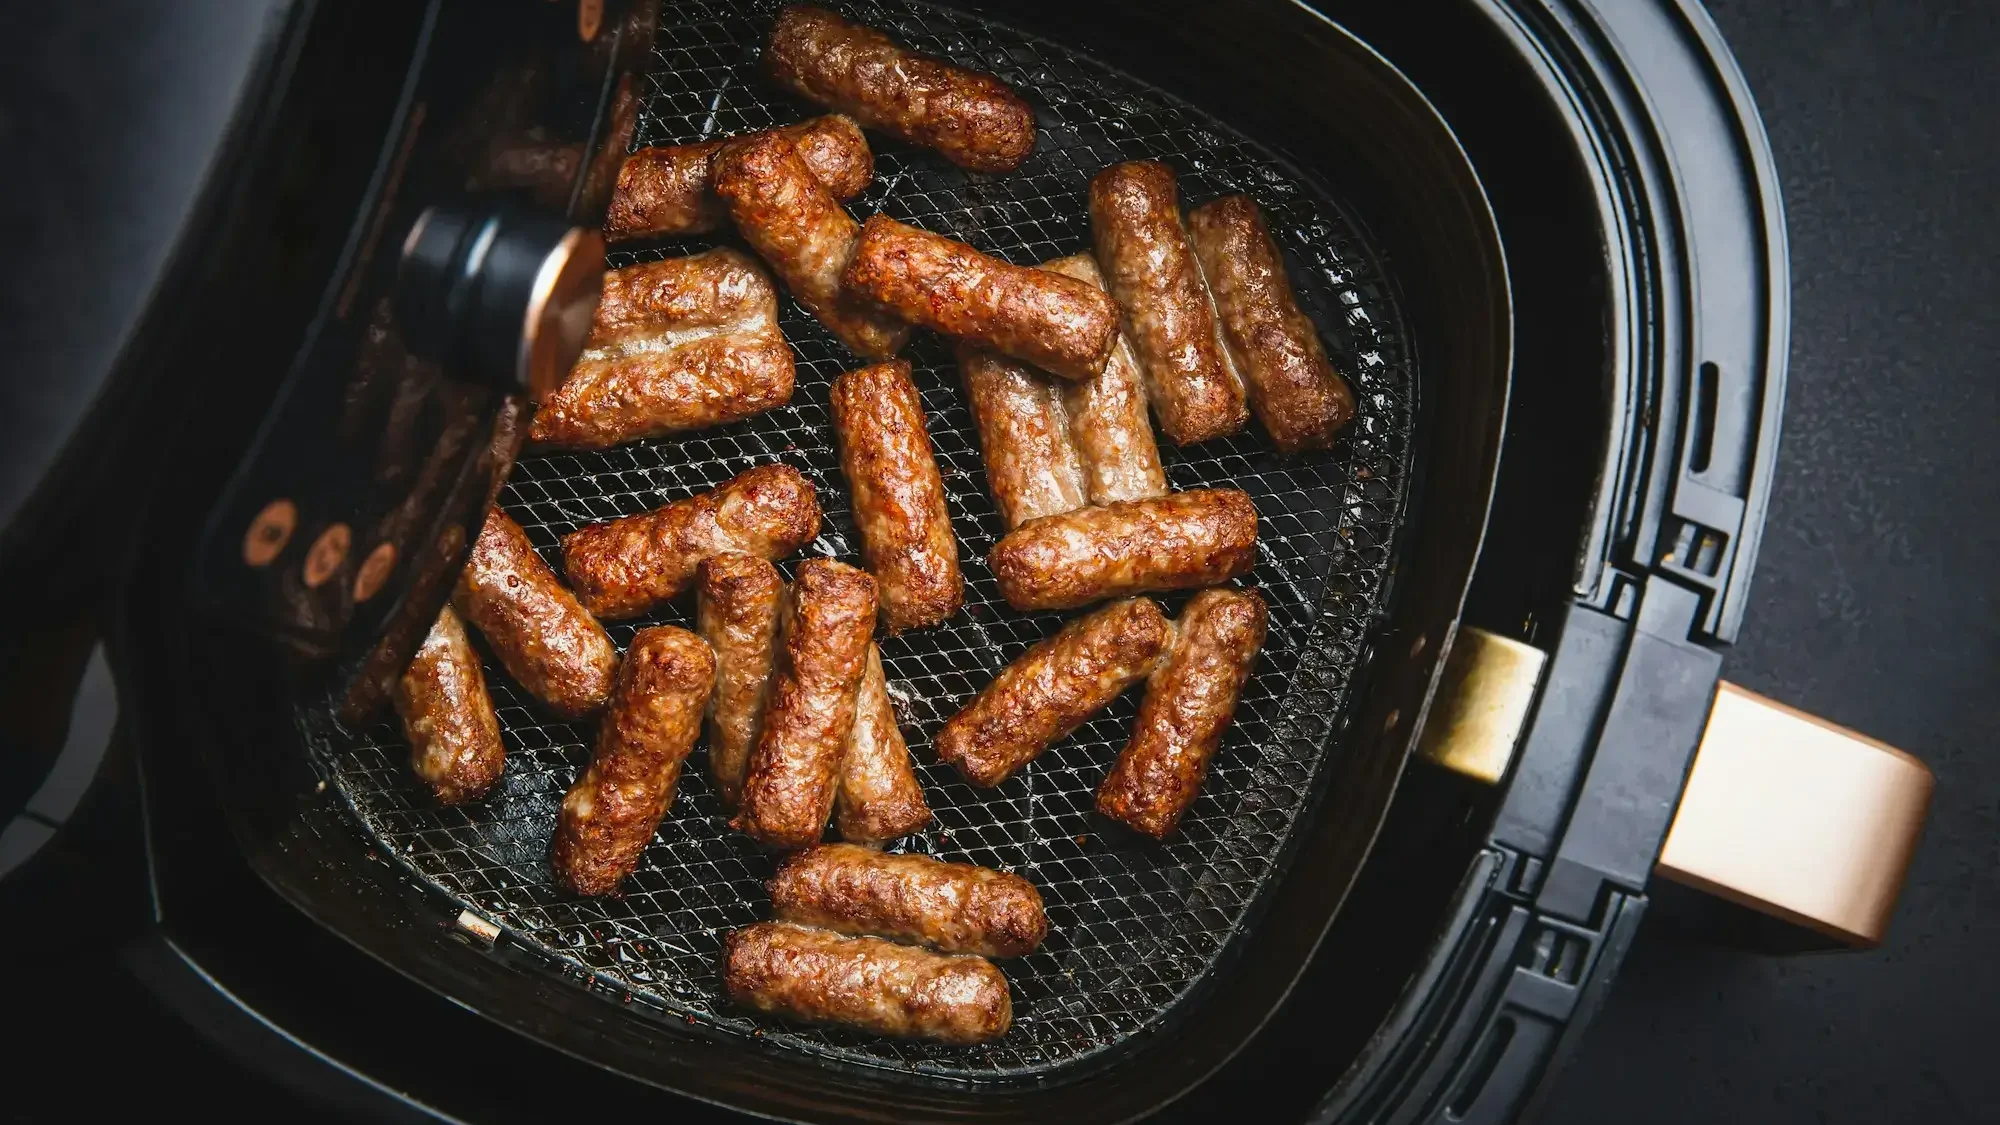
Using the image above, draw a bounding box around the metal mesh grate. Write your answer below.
[306,0,1416,1084]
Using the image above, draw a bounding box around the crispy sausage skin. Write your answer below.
[936,598,1173,787]
[988,489,1258,612]
[603,115,872,241]
[1097,588,1268,839]
[552,626,717,896]
[732,559,879,848]
[764,5,1035,174]
[834,644,931,844]
[712,131,910,360]
[560,463,822,620]
[770,844,1046,957]
[956,342,1088,530]
[395,605,506,805]
[843,215,1118,382]
[529,249,794,450]
[695,553,785,813]
[829,360,964,632]
[1089,161,1248,446]
[723,922,1011,1044]
[1038,253,1170,505]
[1186,194,1357,453]
[454,507,619,718]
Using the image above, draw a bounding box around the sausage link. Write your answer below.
[988,489,1258,612]
[732,559,878,848]
[770,844,1046,957]
[834,645,931,844]
[530,250,794,450]
[560,463,821,620]
[1097,588,1267,839]
[395,605,505,805]
[956,342,1088,530]
[695,553,785,813]
[603,114,872,241]
[552,626,717,895]
[454,507,619,718]
[1038,253,1170,505]
[711,131,910,359]
[764,5,1035,174]
[1088,161,1248,445]
[723,922,1011,1044]
[936,598,1172,787]
[829,360,964,632]
[842,215,1117,382]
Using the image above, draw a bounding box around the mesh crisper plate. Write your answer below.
[307,0,1415,1084]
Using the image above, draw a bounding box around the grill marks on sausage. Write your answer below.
[604,114,872,241]
[723,922,1011,1044]
[988,489,1259,612]
[770,844,1046,957]
[395,605,505,805]
[829,360,964,632]
[455,507,620,718]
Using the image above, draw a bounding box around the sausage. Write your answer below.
[732,558,878,848]
[828,360,964,632]
[988,489,1258,612]
[936,598,1172,787]
[764,5,1035,174]
[1185,194,1357,453]
[711,131,910,360]
[723,922,1011,1044]
[552,626,717,895]
[529,249,794,450]
[602,114,872,241]
[454,507,619,718]
[1097,588,1268,839]
[1088,160,1248,445]
[560,463,821,620]
[695,553,785,813]
[769,844,1046,957]
[395,605,505,805]
[956,342,1088,530]
[1037,254,1170,505]
[842,215,1118,382]
[834,645,931,844]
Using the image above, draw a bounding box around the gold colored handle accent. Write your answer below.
[1415,627,1547,785]
[1656,682,1933,948]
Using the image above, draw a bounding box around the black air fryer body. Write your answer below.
[2,1,1790,1122]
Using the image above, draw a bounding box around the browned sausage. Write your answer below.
[828,360,963,632]
[769,844,1046,957]
[843,215,1118,382]
[602,114,872,241]
[723,922,1011,1044]
[560,463,822,620]
[395,605,505,805]
[956,342,1088,530]
[1038,253,1170,504]
[695,553,785,813]
[988,489,1258,612]
[711,131,910,360]
[454,507,619,718]
[833,644,930,844]
[1186,195,1357,453]
[1097,588,1267,839]
[1089,161,1248,445]
[764,5,1035,174]
[529,249,794,450]
[552,626,717,896]
[732,558,878,848]
[935,598,1172,787]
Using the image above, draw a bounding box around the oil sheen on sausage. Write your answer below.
[770,844,1046,957]
[829,360,964,632]
[956,342,1088,530]
[834,644,931,844]
[552,626,717,896]
[935,597,1173,787]
[454,507,619,718]
[764,5,1035,174]
[560,463,821,620]
[723,921,1011,1044]
[1038,253,1170,505]
[695,552,785,813]
[1097,587,1268,839]
[988,489,1259,612]
[395,604,506,805]
[603,114,872,241]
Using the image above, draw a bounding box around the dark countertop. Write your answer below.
[1543,2,1999,1123]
